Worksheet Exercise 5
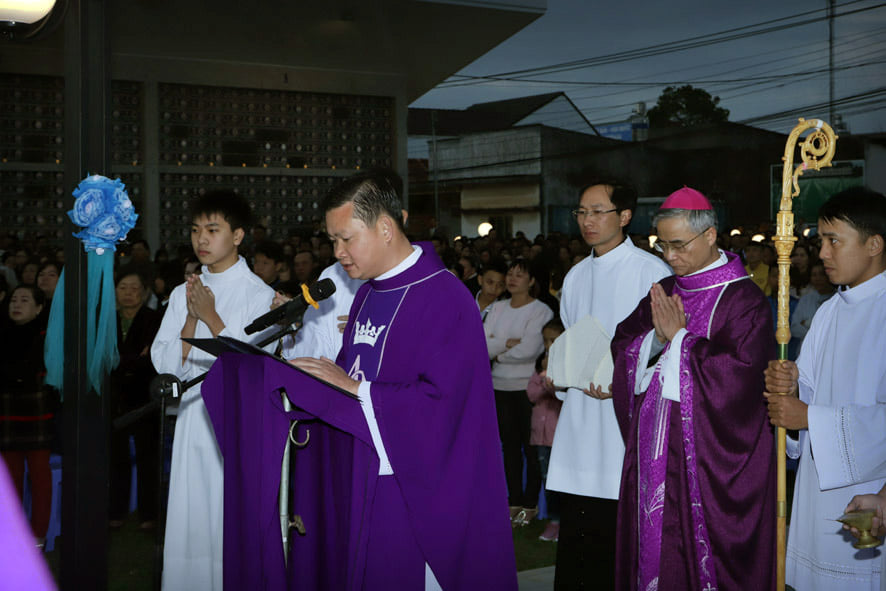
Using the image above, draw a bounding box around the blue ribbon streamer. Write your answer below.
[44,251,120,398]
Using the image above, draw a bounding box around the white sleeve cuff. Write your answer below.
[806,404,851,490]
[357,381,394,476]
[636,330,658,396]
[660,328,688,403]
[787,430,802,460]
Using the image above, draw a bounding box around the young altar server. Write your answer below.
[293,170,517,590]
[151,190,275,591]
[546,179,670,589]
[765,186,886,590]
[612,187,776,590]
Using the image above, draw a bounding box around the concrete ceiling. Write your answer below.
[1,0,545,101]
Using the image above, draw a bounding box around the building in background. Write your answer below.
[409,94,886,240]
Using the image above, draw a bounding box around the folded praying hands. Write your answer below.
[650,283,685,343]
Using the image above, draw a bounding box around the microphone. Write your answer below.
[245,278,336,335]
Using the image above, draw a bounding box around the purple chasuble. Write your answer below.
[201,244,516,591]
[612,252,776,591]
[337,244,517,590]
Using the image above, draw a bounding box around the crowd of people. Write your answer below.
[0,171,884,591]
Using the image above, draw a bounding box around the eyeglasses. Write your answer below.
[572,207,617,220]
[653,228,711,253]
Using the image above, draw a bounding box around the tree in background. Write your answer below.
[648,85,730,128]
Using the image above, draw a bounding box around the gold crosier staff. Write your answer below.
[774,118,837,590]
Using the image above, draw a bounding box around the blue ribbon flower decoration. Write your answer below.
[68,175,138,253]
[46,174,135,397]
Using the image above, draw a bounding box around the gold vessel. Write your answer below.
[836,510,884,550]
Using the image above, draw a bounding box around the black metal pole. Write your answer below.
[154,395,166,591]
[61,0,110,588]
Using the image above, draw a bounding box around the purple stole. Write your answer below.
[345,280,411,382]
[629,255,749,591]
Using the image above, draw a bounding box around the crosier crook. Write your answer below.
[773,118,837,591]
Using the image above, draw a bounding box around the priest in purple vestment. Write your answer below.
[292,170,517,590]
[611,187,776,591]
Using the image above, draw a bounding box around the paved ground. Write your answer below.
[518,565,555,590]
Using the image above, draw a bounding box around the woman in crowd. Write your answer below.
[19,259,40,287]
[0,285,54,549]
[35,261,60,302]
[789,242,815,297]
[108,266,162,529]
[790,261,835,355]
[484,259,554,526]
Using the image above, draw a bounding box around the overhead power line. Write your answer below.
[437,1,885,88]
[443,60,886,88]
[738,86,886,124]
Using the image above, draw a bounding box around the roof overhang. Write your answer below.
[0,0,545,102]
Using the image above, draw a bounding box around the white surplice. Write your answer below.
[151,256,275,591]
[280,261,364,361]
[787,271,886,591]
[547,238,671,499]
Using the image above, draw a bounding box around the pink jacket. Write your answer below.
[526,372,562,447]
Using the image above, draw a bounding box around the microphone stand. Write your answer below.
[112,307,309,581]
[113,308,304,432]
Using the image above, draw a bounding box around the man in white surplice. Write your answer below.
[278,261,363,361]
[151,191,276,591]
[766,187,886,591]
[546,179,670,589]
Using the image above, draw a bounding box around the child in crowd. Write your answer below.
[744,241,770,294]
[151,190,276,591]
[526,318,564,541]
[475,258,507,321]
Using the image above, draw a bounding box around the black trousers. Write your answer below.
[109,413,159,522]
[493,389,541,507]
[554,494,617,591]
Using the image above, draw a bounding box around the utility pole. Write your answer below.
[431,109,439,235]
[828,0,835,123]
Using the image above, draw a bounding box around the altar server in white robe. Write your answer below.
[546,179,670,589]
[151,190,275,591]
[279,261,363,360]
[766,186,886,591]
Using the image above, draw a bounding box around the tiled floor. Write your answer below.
[518,565,555,590]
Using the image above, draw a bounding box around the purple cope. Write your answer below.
[612,252,777,591]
